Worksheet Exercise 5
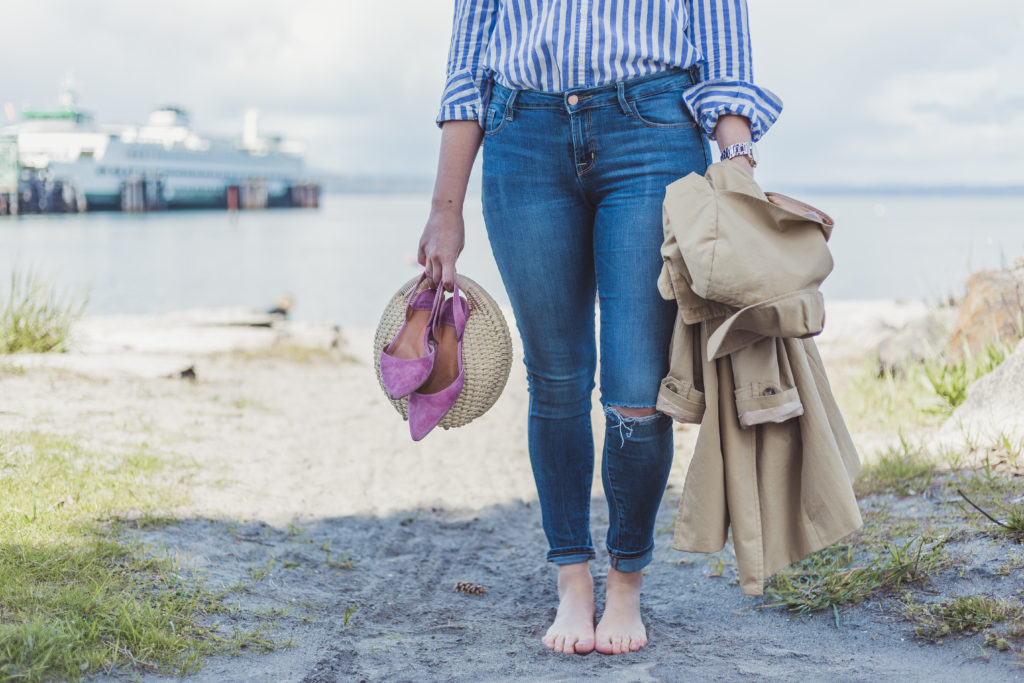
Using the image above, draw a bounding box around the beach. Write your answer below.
[2,300,1023,681]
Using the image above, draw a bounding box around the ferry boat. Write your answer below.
[0,85,318,213]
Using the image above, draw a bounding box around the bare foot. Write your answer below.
[595,567,648,654]
[541,563,596,654]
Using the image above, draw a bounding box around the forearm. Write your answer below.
[430,120,484,215]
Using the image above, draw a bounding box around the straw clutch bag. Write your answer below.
[373,274,513,429]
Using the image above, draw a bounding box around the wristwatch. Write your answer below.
[720,141,758,168]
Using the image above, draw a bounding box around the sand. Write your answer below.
[1,305,1022,681]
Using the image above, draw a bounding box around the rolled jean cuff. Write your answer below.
[607,544,654,573]
[547,547,596,565]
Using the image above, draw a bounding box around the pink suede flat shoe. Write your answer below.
[380,277,444,400]
[408,283,469,441]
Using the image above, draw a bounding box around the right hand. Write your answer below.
[417,204,465,292]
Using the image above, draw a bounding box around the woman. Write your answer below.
[419,0,781,656]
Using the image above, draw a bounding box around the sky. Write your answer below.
[2,1,1022,188]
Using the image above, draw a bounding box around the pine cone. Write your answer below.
[453,581,486,596]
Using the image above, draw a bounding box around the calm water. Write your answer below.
[1,192,1022,327]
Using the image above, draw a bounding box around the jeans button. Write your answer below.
[567,94,579,106]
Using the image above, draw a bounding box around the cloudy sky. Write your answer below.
[3,1,1022,188]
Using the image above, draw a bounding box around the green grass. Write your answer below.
[833,360,946,434]
[763,536,952,615]
[902,595,1024,641]
[0,269,87,354]
[0,432,272,681]
[855,435,937,497]
[925,342,1012,413]
[834,341,1014,435]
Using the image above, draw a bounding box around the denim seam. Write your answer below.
[627,99,698,130]
[603,424,627,550]
[606,541,654,560]
[510,83,693,112]
[576,111,596,177]
[547,547,596,558]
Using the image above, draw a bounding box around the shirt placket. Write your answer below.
[575,0,589,88]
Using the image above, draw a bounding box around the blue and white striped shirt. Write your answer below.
[438,0,782,141]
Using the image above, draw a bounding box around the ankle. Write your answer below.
[556,562,593,595]
[605,567,642,596]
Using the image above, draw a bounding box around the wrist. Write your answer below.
[430,196,464,216]
[720,141,758,169]
[713,114,753,148]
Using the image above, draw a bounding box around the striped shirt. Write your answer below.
[438,0,782,141]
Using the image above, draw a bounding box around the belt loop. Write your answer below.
[616,81,630,116]
[505,88,519,122]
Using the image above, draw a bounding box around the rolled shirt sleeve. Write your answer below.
[437,0,499,127]
[682,0,783,141]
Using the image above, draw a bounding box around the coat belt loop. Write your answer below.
[616,81,630,116]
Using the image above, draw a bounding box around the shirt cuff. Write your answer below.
[436,68,486,128]
[682,79,784,142]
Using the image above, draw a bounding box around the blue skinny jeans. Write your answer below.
[481,69,711,572]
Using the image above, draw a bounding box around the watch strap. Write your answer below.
[720,141,757,167]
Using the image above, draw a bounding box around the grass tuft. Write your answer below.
[925,342,1012,414]
[855,435,937,497]
[0,269,86,354]
[834,340,1014,436]
[902,595,1024,641]
[764,536,951,615]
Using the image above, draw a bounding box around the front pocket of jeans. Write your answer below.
[628,92,696,129]
[484,103,509,136]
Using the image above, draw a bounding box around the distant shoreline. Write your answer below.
[318,174,1024,198]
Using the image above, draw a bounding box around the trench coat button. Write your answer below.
[762,387,777,396]
[567,94,579,106]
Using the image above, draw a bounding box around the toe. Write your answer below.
[612,635,623,654]
[629,636,642,652]
[576,636,596,654]
[563,636,577,654]
[553,635,565,653]
[541,634,553,650]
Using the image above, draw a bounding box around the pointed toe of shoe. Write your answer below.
[408,372,465,441]
[380,349,436,400]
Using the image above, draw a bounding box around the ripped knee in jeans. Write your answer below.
[605,404,662,446]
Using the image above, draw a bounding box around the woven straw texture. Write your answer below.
[374,275,513,429]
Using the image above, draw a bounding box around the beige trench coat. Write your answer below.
[658,161,862,596]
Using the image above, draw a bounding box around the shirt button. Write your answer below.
[567,94,579,106]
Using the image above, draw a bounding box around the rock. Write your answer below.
[2,353,196,380]
[876,310,951,376]
[816,299,931,361]
[72,315,279,354]
[276,321,342,351]
[934,337,1024,454]
[70,310,341,355]
[947,269,1024,364]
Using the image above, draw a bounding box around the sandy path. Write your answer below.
[1,316,1021,680]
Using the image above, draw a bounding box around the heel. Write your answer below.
[408,284,469,440]
[379,276,445,399]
